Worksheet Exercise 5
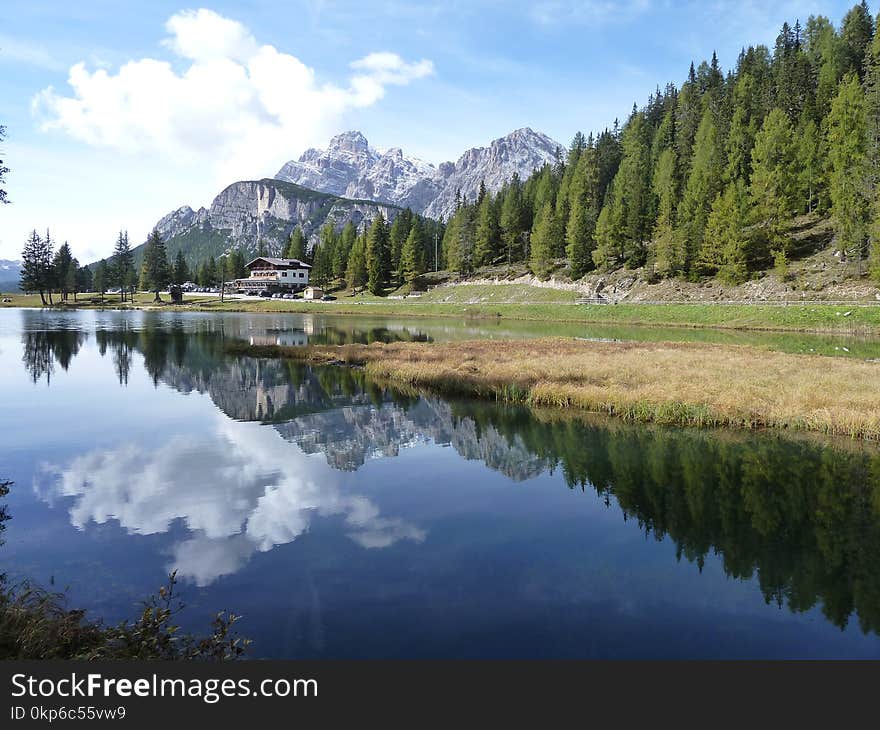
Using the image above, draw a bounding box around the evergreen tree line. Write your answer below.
[285,212,445,295]
[442,2,880,284]
[19,229,92,304]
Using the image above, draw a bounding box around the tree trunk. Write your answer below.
[39,290,46,305]
[153,290,161,303]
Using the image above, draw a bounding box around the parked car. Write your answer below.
[259,290,272,298]
[321,294,336,301]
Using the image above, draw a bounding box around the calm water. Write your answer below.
[2,307,880,658]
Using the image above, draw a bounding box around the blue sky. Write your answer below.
[0,0,861,262]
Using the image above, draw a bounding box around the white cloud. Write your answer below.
[36,413,425,586]
[32,8,434,185]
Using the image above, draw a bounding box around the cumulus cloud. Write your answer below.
[37,414,425,586]
[32,8,434,184]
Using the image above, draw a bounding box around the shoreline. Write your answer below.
[4,294,880,336]
[225,338,880,441]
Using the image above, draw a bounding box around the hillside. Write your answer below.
[125,178,402,270]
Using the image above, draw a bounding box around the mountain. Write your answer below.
[0,259,21,292]
[275,131,441,213]
[274,128,563,221]
[130,178,400,270]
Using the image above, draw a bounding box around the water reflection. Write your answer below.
[38,414,426,586]
[15,309,880,640]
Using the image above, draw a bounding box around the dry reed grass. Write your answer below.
[229,339,880,440]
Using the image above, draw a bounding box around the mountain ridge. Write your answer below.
[123,178,402,270]
[275,127,563,220]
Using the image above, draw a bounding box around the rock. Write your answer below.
[138,179,399,264]
[275,128,563,221]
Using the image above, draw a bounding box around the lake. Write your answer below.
[2,307,880,658]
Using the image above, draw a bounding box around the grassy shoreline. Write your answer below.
[227,338,880,441]
[5,288,880,334]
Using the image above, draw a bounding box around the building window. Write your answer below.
[282,271,287,277]
[299,272,304,278]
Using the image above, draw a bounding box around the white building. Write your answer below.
[232,257,311,294]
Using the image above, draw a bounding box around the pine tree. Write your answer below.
[724,74,759,183]
[20,230,51,304]
[346,231,368,290]
[828,73,871,271]
[794,113,822,214]
[400,218,427,285]
[75,263,92,296]
[285,226,306,260]
[333,222,357,280]
[592,182,626,269]
[500,174,526,267]
[565,144,600,278]
[366,214,390,295]
[473,193,501,267]
[701,180,752,283]
[443,205,476,274]
[173,250,190,285]
[615,112,653,266]
[748,108,795,257]
[529,201,559,279]
[93,260,108,302]
[141,229,171,301]
[311,224,337,286]
[65,257,79,302]
[52,242,74,302]
[111,231,134,302]
[677,106,723,273]
[840,0,875,79]
[389,210,412,283]
[651,147,680,275]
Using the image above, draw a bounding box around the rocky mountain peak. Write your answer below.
[275,128,562,221]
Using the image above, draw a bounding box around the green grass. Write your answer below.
[6,283,880,334]
[0,291,216,308]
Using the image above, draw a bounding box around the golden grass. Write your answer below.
[228,338,880,440]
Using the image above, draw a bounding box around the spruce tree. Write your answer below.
[366,214,390,295]
[111,231,134,302]
[142,229,171,301]
[565,145,600,278]
[389,210,412,283]
[52,242,74,302]
[529,201,559,279]
[334,222,357,280]
[828,73,871,271]
[346,231,368,290]
[748,108,795,258]
[173,250,190,285]
[794,113,822,214]
[285,226,306,260]
[400,218,427,285]
[701,180,752,283]
[94,260,108,302]
[651,147,680,275]
[20,230,51,304]
[474,194,501,267]
[677,106,723,273]
[500,174,526,267]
